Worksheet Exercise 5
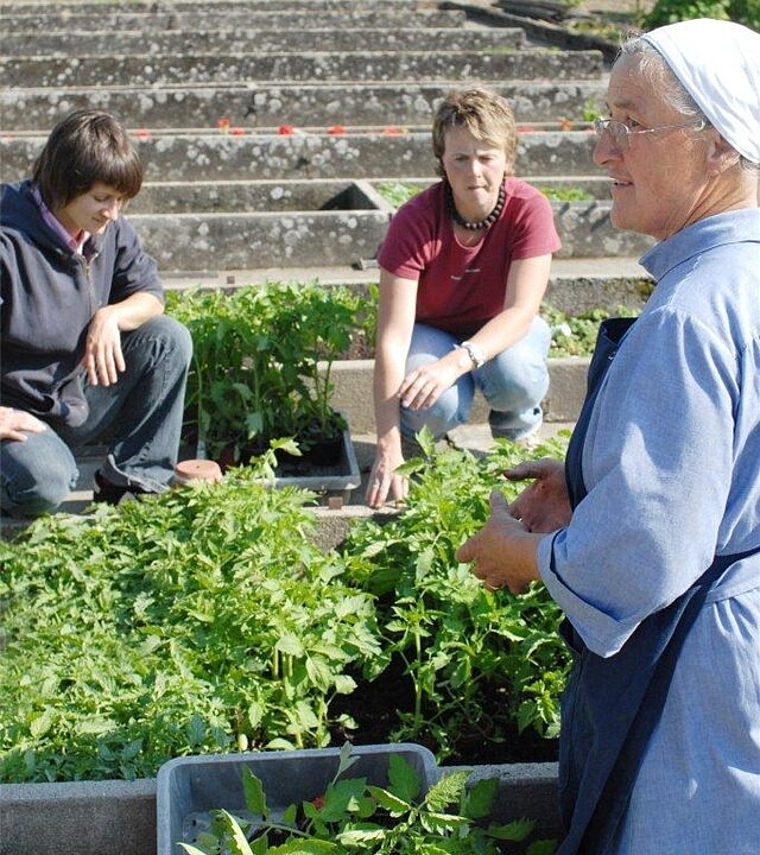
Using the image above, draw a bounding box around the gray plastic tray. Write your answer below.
[156,743,439,854]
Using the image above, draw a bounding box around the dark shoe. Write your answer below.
[93,471,153,506]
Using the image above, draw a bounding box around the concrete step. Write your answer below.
[2,0,454,11]
[0,416,580,541]
[83,201,641,274]
[117,196,652,270]
[160,256,652,317]
[1,49,605,89]
[0,6,471,33]
[0,26,528,58]
[119,175,613,216]
[0,130,604,182]
[9,0,452,8]
[0,81,608,132]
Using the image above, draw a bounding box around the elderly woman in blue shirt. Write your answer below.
[457,18,760,855]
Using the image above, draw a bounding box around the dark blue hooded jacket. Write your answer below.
[0,179,163,427]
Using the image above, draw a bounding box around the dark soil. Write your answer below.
[330,655,560,766]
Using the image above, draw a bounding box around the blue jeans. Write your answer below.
[401,318,550,442]
[1,315,192,517]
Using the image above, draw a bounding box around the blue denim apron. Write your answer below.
[555,317,760,854]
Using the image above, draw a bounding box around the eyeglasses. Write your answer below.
[593,117,706,151]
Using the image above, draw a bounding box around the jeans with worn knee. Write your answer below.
[1,315,192,517]
[401,317,550,442]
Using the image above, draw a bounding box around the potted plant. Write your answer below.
[166,280,366,471]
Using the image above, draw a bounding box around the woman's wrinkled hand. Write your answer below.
[505,458,571,533]
[456,490,539,594]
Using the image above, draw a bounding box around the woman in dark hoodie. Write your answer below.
[1,108,192,517]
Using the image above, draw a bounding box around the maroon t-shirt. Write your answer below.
[377,177,561,337]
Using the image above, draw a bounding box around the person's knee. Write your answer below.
[145,315,193,366]
[484,354,549,414]
[489,375,541,412]
[125,315,192,367]
[2,459,76,518]
[162,315,193,363]
[401,397,460,439]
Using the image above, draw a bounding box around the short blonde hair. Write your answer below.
[432,88,517,177]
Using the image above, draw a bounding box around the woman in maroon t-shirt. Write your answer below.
[366,88,561,508]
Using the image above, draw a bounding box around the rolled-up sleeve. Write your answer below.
[538,307,738,657]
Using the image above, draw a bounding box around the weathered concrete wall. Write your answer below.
[0,6,471,33]
[0,131,603,183]
[0,81,607,132]
[0,762,561,855]
[122,201,650,270]
[1,49,604,88]
[128,180,386,215]
[0,26,527,58]
[328,355,592,435]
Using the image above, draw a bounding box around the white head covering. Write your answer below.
[642,18,760,164]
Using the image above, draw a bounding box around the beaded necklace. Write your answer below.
[447,181,506,230]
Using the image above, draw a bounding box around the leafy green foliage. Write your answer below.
[0,461,381,782]
[643,0,759,30]
[377,180,597,208]
[0,436,571,783]
[179,743,555,854]
[341,430,571,758]
[544,305,640,358]
[165,281,366,460]
[537,185,595,203]
[375,181,429,209]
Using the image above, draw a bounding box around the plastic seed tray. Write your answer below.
[156,743,439,854]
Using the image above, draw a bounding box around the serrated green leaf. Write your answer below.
[462,776,498,819]
[29,708,54,738]
[268,840,338,854]
[365,785,409,815]
[424,770,470,812]
[335,827,387,844]
[178,844,211,855]
[242,767,267,816]
[421,810,470,834]
[216,809,255,854]
[485,817,536,841]
[75,717,117,736]
[387,752,421,803]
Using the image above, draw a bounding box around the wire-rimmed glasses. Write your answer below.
[593,117,707,151]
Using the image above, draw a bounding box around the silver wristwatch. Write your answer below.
[456,340,486,369]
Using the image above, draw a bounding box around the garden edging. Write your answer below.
[0,760,561,855]
[327,355,590,435]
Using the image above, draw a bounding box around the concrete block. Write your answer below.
[0,26,527,59]
[122,201,649,272]
[0,131,605,184]
[0,81,607,132]
[325,357,589,436]
[0,6,469,36]
[0,762,560,855]
[0,49,604,89]
[129,210,390,270]
[0,778,157,855]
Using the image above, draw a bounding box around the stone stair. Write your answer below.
[0,0,654,519]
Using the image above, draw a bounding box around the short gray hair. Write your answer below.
[618,34,758,171]
[618,35,705,121]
